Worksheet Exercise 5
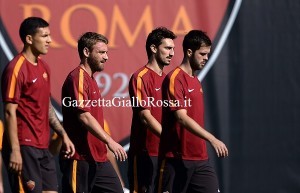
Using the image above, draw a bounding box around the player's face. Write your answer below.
[87,41,108,72]
[190,46,211,71]
[155,38,175,66]
[30,27,52,55]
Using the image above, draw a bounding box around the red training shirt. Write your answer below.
[61,66,107,162]
[1,54,51,148]
[128,66,165,156]
[159,67,208,160]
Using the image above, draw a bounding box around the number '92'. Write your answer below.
[94,72,129,98]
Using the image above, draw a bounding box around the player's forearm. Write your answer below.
[48,101,67,137]
[4,104,20,151]
[175,110,216,142]
[147,119,162,137]
[139,110,162,136]
[78,111,111,144]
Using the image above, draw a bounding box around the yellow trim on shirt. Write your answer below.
[136,68,149,102]
[8,56,25,98]
[169,68,181,99]
[78,69,84,108]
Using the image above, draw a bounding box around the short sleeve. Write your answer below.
[167,69,186,111]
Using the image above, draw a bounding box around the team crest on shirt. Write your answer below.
[43,72,48,80]
[26,180,35,191]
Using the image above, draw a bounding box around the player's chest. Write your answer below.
[23,65,49,90]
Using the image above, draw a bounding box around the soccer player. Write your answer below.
[60,32,127,193]
[128,27,176,193]
[1,17,75,193]
[157,30,229,193]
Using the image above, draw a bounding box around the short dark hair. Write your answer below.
[19,17,49,44]
[182,30,211,56]
[77,32,108,59]
[146,27,177,59]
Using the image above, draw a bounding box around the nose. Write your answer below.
[204,54,208,60]
[48,35,52,43]
[104,53,108,60]
[170,48,175,56]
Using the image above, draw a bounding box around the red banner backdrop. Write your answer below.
[1,0,229,142]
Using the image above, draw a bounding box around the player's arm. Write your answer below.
[49,100,75,158]
[139,109,161,136]
[3,102,22,175]
[174,109,229,157]
[130,74,162,136]
[78,111,127,161]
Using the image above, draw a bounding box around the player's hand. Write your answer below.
[210,138,229,158]
[107,138,127,161]
[61,134,75,159]
[9,150,22,175]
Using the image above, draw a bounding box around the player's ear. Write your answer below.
[187,49,192,57]
[83,47,90,57]
[25,35,33,45]
[150,44,157,54]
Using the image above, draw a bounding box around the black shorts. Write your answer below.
[128,153,158,193]
[157,158,219,193]
[3,146,58,193]
[60,159,123,193]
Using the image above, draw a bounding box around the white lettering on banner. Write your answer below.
[61,96,192,108]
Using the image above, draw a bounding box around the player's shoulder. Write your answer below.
[5,54,25,69]
[132,66,150,79]
[62,66,82,85]
[167,67,182,79]
[68,66,88,78]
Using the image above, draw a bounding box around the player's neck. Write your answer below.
[146,62,163,76]
[22,49,39,66]
[179,62,194,77]
[80,63,92,77]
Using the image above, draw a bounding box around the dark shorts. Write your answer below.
[3,146,58,193]
[128,153,158,193]
[157,158,219,193]
[60,159,123,193]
